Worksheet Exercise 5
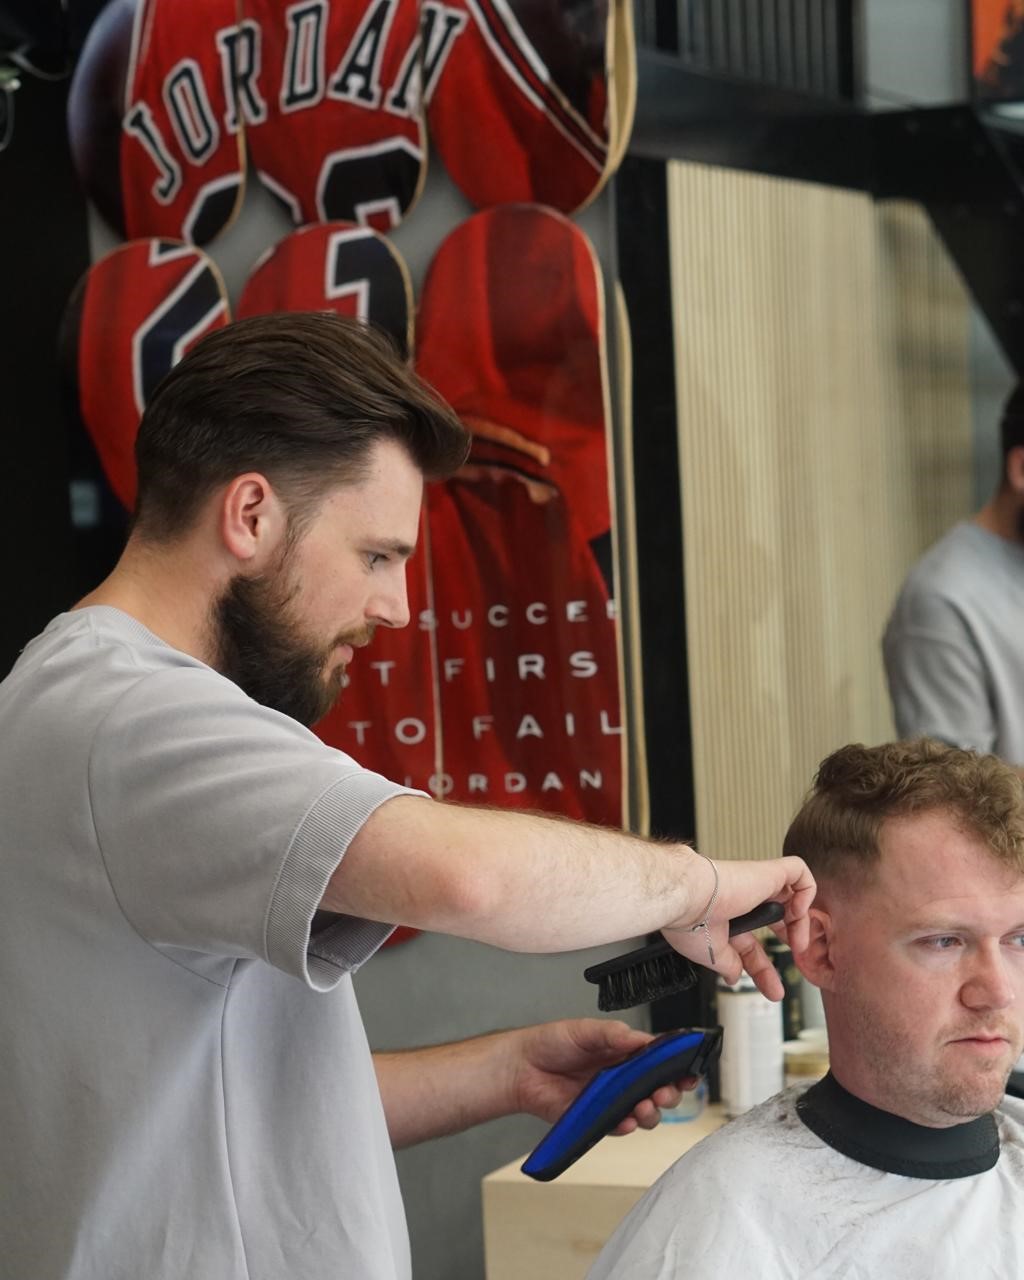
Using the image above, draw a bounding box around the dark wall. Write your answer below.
[1,72,90,675]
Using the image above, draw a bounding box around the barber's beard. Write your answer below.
[212,563,361,728]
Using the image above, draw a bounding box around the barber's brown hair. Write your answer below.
[782,738,1024,886]
[132,312,469,542]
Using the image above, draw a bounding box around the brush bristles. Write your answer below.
[596,952,699,1012]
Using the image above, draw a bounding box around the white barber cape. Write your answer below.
[587,1079,1024,1280]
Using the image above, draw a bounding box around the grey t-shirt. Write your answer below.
[883,521,1024,765]
[0,607,420,1279]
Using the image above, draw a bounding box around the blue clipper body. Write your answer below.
[521,1027,724,1182]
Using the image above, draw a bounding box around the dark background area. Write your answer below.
[1,72,89,676]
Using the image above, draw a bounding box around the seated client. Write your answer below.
[588,738,1024,1279]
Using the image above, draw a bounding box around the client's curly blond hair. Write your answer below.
[782,738,1024,884]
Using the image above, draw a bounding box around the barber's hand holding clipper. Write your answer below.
[523,855,817,1182]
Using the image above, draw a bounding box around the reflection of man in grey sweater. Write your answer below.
[883,388,1024,773]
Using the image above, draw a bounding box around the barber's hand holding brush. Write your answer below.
[586,852,815,1011]
[665,851,814,991]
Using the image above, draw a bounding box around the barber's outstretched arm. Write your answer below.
[323,796,815,995]
[374,1019,691,1150]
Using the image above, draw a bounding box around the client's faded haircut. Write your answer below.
[782,738,1024,888]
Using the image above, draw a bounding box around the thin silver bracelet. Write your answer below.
[683,850,719,966]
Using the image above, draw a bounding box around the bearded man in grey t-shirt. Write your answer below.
[0,312,815,1280]
[884,386,1024,773]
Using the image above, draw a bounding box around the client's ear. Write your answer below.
[792,908,837,992]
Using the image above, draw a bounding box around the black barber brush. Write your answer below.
[584,901,785,1011]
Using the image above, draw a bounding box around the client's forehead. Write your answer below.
[868,810,1024,913]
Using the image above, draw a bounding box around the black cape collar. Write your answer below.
[795,1072,1000,1180]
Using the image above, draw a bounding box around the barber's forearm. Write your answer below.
[323,795,707,951]
[373,1032,518,1149]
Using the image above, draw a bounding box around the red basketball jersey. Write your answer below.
[236,221,413,357]
[120,0,245,243]
[426,0,612,212]
[65,239,229,510]
[241,0,425,229]
[417,205,612,541]
[414,206,624,824]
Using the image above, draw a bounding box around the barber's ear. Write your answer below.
[220,473,287,564]
[792,908,837,992]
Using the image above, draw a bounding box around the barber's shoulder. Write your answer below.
[92,662,338,762]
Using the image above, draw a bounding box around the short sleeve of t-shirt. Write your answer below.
[88,663,420,990]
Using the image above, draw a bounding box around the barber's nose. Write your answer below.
[961,944,1016,1011]
[369,567,411,630]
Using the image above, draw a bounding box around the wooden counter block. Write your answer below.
[482,1105,727,1280]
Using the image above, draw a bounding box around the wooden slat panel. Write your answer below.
[666,162,972,858]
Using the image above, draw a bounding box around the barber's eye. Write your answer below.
[367,553,387,568]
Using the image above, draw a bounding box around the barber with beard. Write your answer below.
[884,385,1024,777]
[0,313,814,1280]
